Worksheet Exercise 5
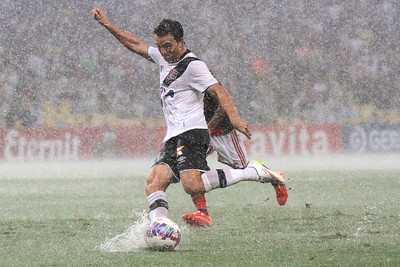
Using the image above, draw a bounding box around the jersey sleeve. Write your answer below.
[187,60,219,92]
[147,46,162,66]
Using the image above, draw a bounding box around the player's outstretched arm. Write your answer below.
[92,7,150,60]
[206,83,251,139]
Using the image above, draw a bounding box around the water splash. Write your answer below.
[98,210,150,252]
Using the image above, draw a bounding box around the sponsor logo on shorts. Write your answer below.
[176,146,184,156]
[176,146,186,164]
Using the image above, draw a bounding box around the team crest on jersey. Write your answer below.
[160,86,175,99]
[169,69,178,80]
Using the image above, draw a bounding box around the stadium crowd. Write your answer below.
[1,0,399,128]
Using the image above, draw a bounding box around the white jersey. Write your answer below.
[148,46,218,142]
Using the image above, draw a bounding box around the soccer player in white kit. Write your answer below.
[93,8,287,227]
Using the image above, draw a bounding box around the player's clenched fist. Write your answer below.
[92,7,109,26]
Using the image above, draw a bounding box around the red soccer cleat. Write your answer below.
[272,172,288,206]
[182,211,212,227]
[248,160,288,206]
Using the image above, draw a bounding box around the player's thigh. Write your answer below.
[153,135,182,182]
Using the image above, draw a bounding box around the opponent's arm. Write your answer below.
[207,105,224,134]
[206,83,251,139]
[92,7,151,60]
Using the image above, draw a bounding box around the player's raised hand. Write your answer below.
[92,7,110,26]
[231,117,251,139]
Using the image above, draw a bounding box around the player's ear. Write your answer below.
[178,38,185,46]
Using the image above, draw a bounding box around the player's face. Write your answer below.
[154,33,185,63]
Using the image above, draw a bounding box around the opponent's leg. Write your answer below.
[182,194,212,227]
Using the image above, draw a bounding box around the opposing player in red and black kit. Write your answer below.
[182,90,289,227]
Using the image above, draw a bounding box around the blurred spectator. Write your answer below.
[1,0,399,127]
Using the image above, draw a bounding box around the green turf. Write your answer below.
[1,167,399,266]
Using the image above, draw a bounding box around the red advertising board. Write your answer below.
[0,124,342,162]
[0,127,150,161]
[245,124,342,156]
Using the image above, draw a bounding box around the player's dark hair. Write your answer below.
[154,19,184,41]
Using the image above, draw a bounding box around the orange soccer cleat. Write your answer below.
[182,211,212,227]
[248,160,288,206]
[272,172,288,206]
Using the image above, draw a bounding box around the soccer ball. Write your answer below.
[145,218,181,251]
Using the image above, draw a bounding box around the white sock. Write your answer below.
[147,191,169,222]
[201,168,259,192]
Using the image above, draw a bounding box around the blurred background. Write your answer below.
[0,0,400,161]
[0,0,399,160]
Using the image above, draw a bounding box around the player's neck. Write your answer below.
[172,49,191,63]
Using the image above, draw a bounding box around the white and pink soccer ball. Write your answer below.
[145,218,181,251]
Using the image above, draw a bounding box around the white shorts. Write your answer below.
[208,129,248,169]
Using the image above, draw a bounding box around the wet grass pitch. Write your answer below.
[1,160,399,266]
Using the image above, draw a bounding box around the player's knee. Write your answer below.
[145,177,155,194]
[145,175,169,195]
[182,185,195,195]
[145,165,173,194]
[146,178,162,195]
